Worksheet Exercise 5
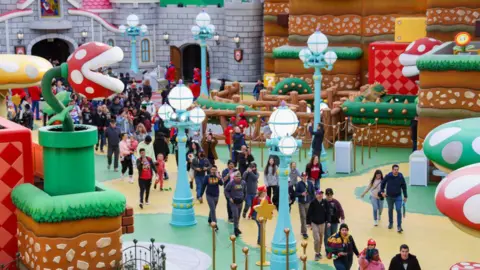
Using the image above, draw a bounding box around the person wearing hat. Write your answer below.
[359,239,383,269]
[359,248,385,270]
[296,172,316,239]
[324,188,345,252]
[326,223,359,270]
[237,113,249,133]
[242,162,259,218]
[225,171,247,236]
[250,185,272,245]
[191,149,211,203]
[307,189,331,261]
[201,165,223,231]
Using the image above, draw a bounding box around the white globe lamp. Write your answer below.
[191,25,201,36]
[324,50,338,65]
[196,11,211,27]
[140,24,148,33]
[118,25,126,33]
[170,112,177,121]
[307,31,329,54]
[207,24,215,34]
[168,83,194,111]
[126,14,139,27]
[189,106,206,124]
[299,48,312,62]
[158,104,174,120]
[279,136,298,155]
[268,104,299,138]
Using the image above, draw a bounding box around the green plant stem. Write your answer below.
[41,64,74,131]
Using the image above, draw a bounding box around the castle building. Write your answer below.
[0,0,264,82]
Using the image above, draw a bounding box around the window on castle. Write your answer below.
[107,39,114,47]
[141,39,150,63]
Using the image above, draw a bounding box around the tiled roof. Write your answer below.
[81,0,112,10]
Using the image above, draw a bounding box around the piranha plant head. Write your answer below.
[67,42,124,99]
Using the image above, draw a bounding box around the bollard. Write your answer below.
[230,235,237,264]
[361,128,364,165]
[211,222,217,270]
[375,118,379,152]
[231,263,238,270]
[353,133,357,171]
[337,122,341,141]
[368,123,372,159]
[242,247,249,270]
[260,133,264,168]
[284,228,290,270]
[344,117,348,141]
[301,241,308,256]
[332,125,336,161]
[256,217,270,267]
[300,255,307,270]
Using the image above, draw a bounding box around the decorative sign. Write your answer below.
[14,46,26,55]
[234,49,243,62]
[263,73,276,88]
[40,0,60,18]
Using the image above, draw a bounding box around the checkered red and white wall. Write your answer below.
[368,42,419,95]
[0,118,33,264]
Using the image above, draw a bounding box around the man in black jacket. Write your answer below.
[306,190,330,261]
[381,164,408,233]
[105,119,121,171]
[296,173,316,239]
[309,122,325,158]
[389,244,421,270]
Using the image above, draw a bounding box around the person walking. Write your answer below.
[137,135,156,162]
[324,188,345,252]
[380,164,407,233]
[359,249,385,270]
[249,186,271,245]
[307,190,331,261]
[310,122,325,158]
[388,244,421,270]
[155,153,166,191]
[222,160,237,223]
[120,133,134,183]
[137,148,157,209]
[201,165,223,231]
[29,85,41,120]
[191,150,211,203]
[264,157,279,209]
[361,170,385,226]
[326,224,359,270]
[306,155,324,190]
[201,132,218,166]
[232,126,246,165]
[106,119,121,172]
[296,172,316,239]
[94,106,108,152]
[242,163,259,218]
[225,171,247,237]
[238,145,254,176]
[289,162,301,187]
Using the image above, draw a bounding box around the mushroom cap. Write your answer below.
[0,55,53,89]
[450,262,480,270]
[423,118,480,172]
[435,163,480,233]
[67,42,124,100]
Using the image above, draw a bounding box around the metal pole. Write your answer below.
[200,38,208,97]
[211,222,216,270]
[353,133,357,172]
[284,228,290,270]
[300,255,307,270]
[230,235,236,264]
[260,134,264,168]
[5,21,10,54]
[313,67,321,132]
[230,130,233,161]
[361,128,364,165]
[375,118,379,152]
[242,247,249,270]
[130,35,139,73]
[91,18,94,42]
[368,123,372,159]
[332,125,336,161]
[345,117,348,141]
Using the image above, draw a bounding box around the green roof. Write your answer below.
[12,184,126,223]
[272,45,363,60]
[417,41,480,72]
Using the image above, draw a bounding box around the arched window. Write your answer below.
[107,39,114,47]
[141,39,150,62]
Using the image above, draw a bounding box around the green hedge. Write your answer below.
[272,45,363,60]
[12,184,126,223]
[417,54,480,71]
[352,117,411,126]
[342,95,417,119]
[197,97,257,122]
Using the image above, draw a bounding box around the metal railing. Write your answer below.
[120,239,166,270]
[0,253,20,270]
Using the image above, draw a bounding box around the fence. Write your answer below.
[121,239,166,270]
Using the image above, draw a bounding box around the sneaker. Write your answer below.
[302,234,308,239]
[234,228,241,237]
[378,214,382,221]
[139,203,143,209]
[242,212,246,219]
[96,147,99,151]
[146,202,150,205]
[128,176,133,184]
[214,225,219,232]
[114,168,119,172]
[388,224,393,229]
[160,188,163,191]
[374,220,378,226]
[397,227,403,233]
[314,253,321,261]
[237,229,242,234]
[121,174,125,180]
[107,165,111,170]
[198,198,203,204]
[228,219,234,224]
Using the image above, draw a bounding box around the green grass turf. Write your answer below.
[123,213,334,270]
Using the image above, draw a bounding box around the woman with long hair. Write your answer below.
[187,140,201,190]
[135,123,148,143]
[306,155,324,190]
[264,157,279,209]
[361,170,384,226]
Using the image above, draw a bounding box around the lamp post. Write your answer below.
[191,10,215,97]
[157,80,206,227]
[266,102,302,270]
[299,30,337,176]
[119,14,148,74]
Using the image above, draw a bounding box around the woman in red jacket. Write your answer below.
[306,155,324,190]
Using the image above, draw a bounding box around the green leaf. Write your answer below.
[466,45,476,50]
[47,105,74,125]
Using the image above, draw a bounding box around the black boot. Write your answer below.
[234,228,241,237]
[190,181,193,189]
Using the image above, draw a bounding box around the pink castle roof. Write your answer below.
[81,0,112,10]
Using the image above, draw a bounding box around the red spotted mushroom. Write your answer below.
[435,163,480,238]
[67,42,124,100]
[450,262,480,270]
[399,37,442,77]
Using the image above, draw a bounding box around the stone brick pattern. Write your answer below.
[426,8,480,26]
[289,15,362,36]
[264,36,288,53]
[418,88,480,112]
[264,2,289,16]
[121,206,134,234]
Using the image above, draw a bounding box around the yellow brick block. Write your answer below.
[395,17,427,43]
[264,73,276,88]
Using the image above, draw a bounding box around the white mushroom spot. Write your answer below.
[75,49,87,60]
[66,249,75,262]
[465,91,475,99]
[85,87,94,94]
[53,256,60,263]
[444,175,480,199]
[441,141,463,164]
[79,241,87,248]
[429,38,438,42]
[56,244,66,250]
[418,44,426,52]
[25,65,39,79]
[426,91,433,100]
[67,54,73,62]
[0,62,20,73]
[464,194,480,223]
[429,127,462,147]
[70,70,84,84]
[472,137,480,155]
[95,42,105,46]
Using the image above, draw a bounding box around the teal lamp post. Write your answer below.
[267,102,302,270]
[157,80,206,227]
[119,14,148,74]
[299,30,337,176]
[191,10,215,97]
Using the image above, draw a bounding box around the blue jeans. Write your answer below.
[195,175,204,199]
[97,130,106,151]
[255,218,261,244]
[370,196,384,221]
[315,179,320,190]
[387,195,402,228]
[324,223,339,251]
[32,100,40,120]
[333,256,352,270]
[243,194,255,216]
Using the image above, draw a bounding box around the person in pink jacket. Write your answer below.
[359,248,385,270]
[119,133,134,183]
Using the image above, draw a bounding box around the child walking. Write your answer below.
[155,153,166,190]
[250,186,272,245]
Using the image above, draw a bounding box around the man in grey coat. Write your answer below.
[225,171,246,236]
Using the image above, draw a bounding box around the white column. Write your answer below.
[100,24,103,42]
[91,18,94,41]
[153,24,157,63]
[5,20,10,54]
